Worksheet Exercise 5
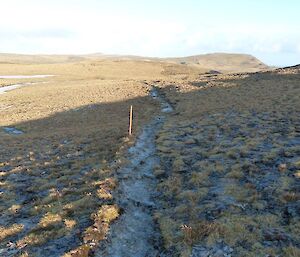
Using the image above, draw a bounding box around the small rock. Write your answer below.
[185,139,196,145]
[294,171,300,178]
[278,163,287,172]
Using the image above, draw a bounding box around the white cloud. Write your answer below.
[183,24,300,56]
[0,1,299,65]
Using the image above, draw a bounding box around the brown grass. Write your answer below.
[0,55,298,256]
[154,67,300,256]
[0,58,164,255]
[0,224,24,241]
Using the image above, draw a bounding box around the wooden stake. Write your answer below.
[129,105,133,136]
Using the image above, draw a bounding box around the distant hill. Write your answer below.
[0,52,268,73]
[164,53,268,73]
[81,52,269,73]
[0,53,85,64]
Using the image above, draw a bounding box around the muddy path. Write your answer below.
[96,86,173,257]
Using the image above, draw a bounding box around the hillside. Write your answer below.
[152,65,300,256]
[165,53,268,73]
[0,52,269,74]
[0,53,86,64]
[0,53,209,83]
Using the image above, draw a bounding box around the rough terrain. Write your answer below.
[153,66,300,256]
[0,54,299,257]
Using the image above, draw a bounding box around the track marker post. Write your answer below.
[129,105,133,136]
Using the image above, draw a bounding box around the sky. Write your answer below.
[0,0,299,66]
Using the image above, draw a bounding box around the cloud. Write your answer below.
[182,24,300,56]
[0,1,299,65]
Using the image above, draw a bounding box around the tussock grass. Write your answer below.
[155,68,300,256]
[0,224,24,241]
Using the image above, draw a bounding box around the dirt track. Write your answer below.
[97,87,173,257]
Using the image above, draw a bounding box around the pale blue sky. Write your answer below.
[0,0,299,66]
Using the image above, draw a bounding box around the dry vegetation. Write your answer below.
[0,56,170,256]
[153,67,300,256]
[1,53,298,257]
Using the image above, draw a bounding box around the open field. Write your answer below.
[0,85,158,256]
[0,52,268,81]
[0,57,166,256]
[0,54,299,256]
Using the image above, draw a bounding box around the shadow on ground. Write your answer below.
[0,70,299,256]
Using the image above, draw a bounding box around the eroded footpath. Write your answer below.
[97,86,173,257]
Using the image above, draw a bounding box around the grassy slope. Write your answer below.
[166,53,269,73]
[153,67,300,256]
[0,52,268,77]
